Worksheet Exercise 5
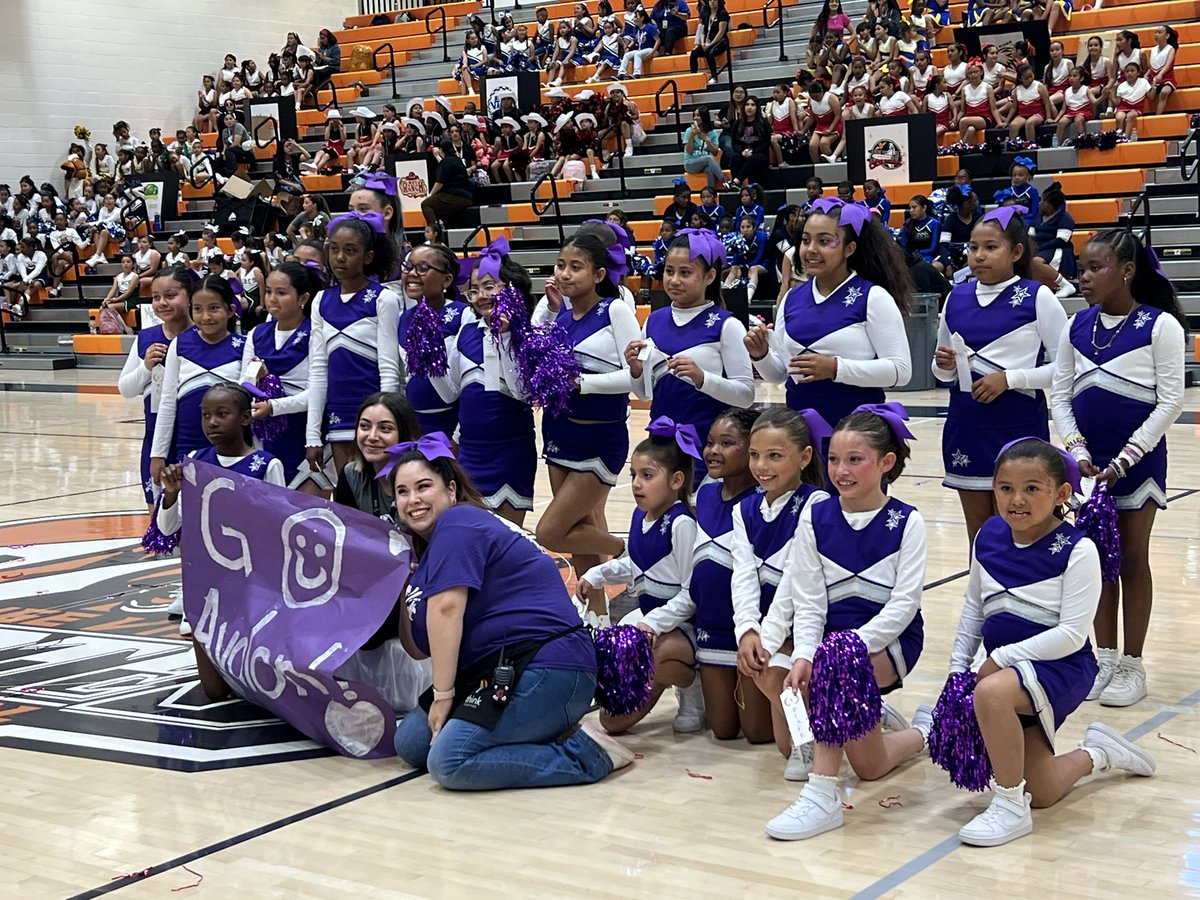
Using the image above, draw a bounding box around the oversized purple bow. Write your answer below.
[676,227,725,267]
[476,236,511,280]
[798,408,832,450]
[646,416,704,461]
[301,259,328,285]
[980,206,1020,230]
[376,431,456,480]
[583,218,632,250]
[329,210,387,234]
[360,171,398,195]
[997,436,1080,493]
[853,401,916,441]
[604,242,629,280]
[1144,244,1168,280]
[809,197,871,236]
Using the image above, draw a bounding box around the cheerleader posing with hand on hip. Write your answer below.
[762,405,930,841]
[941,439,1155,848]
[1050,230,1185,707]
[933,208,1067,552]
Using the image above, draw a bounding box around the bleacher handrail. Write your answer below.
[760,0,787,63]
[373,43,402,99]
[1128,191,1152,246]
[1181,120,1200,184]
[460,224,494,255]
[425,7,452,64]
[614,130,631,198]
[530,173,566,246]
[654,80,684,153]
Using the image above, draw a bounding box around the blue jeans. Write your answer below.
[394,666,613,790]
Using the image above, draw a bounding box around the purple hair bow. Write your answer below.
[980,206,1020,230]
[583,218,632,250]
[376,431,455,480]
[360,171,398,195]
[329,210,387,234]
[798,408,833,450]
[853,401,916,441]
[676,227,725,267]
[647,416,704,461]
[476,236,511,280]
[604,242,629,280]
[809,197,871,236]
[997,436,1081,493]
[1144,244,1168,280]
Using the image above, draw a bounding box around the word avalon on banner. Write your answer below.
[180,460,413,759]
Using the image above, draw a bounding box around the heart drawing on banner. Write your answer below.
[323,693,387,757]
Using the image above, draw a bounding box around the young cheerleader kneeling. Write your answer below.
[762,404,929,840]
[944,439,1155,848]
[732,408,830,778]
[579,419,704,734]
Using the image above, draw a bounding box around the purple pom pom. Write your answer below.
[809,630,882,745]
[593,624,655,716]
[929,671,992,792]
[513,322,582,418]
[1076,482,1122,583]
[403,300,450,379]
[250,372,289,444]
[488,285,531,341]
[141,499,181,557]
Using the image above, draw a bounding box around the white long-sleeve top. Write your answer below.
[157,451,286,534]
[932,276,1066,392]
[1049,310,1185,462]
[16,250,48,282]
[304,285,402,446]
[242,325,311,418]
[760,500,927,662]
[948,532,1100,673]
[753,275,912,389]
[632,304,755,408]
[581,511,697,616]
[730,488,830,643]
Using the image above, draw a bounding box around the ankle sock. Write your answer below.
[807,772,838,799]
[1082,744,1108,773]
[993,779,1026,802]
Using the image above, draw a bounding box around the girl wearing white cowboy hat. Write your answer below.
[573,113,603,180]
[514,113,549,181]
[490,117,523,183]
[424,110,448,138]
[345,107,380,169]
[399,117,426,153]
[604,83,644,156]
[406,98,426,118]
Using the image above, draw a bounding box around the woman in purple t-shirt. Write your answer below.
[389,434,635,789]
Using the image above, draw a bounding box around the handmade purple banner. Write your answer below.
[180,459,412,759]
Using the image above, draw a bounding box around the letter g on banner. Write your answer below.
[198,471,253,576]
[281,508,346,608]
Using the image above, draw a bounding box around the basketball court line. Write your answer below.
[68,769,429,898]
[0,483,137,510]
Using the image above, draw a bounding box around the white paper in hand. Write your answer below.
[636,337,656,362]
[950,332,974,392]
[780,688,814,747]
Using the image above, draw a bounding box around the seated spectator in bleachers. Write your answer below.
[43,211,89,297]
[650,0,690,55]
[683,109,728,189]
[547,20,583,87]
[218,112,254,177]
[1032,182,1078,299]
[312,29,342,89]
[729,96,771,184]
[690,0,731,85]
[217,53,240,90]
[60,144,89,200]
[421,139,475,226]
[616,8,659,80]
[899,194,940,264]
[934,184,979,278]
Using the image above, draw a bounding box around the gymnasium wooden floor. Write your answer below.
[1,369,1198,898]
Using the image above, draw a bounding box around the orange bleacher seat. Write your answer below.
[182,180,216,200]
[329,70,385,89]
[72,334,130,355]
[316,85,363,107]
[300,174,345,192]
[341,1,480,30]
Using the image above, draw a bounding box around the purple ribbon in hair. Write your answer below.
[360,171,398,195]
[476,236,511,280]
[797,408,833,450]
[853,401,916,441]
[980,206,1020,230]
[329,210,387,234]
[582,218,632,250]
[1144,244,1168,280]
[808,197,871,236]
[646,416,704,461]
[675,228,725,268]
[997,436,1081,493]
[604,242,629,280]
[376,432,456,480]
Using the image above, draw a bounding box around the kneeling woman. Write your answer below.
[391,436,634,789]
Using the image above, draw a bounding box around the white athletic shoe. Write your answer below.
[821,153,838,164]
[623,145,634,158]
[1055,279,1077,299]
[179,617,193,637]
[1087,648,1119,700]
[766,777,843,840]
[1082,721,1156,776]
[912,703,934,747]
[166,591,184,619]
[784,741,813,781]
[673,676,706,733]
[1100,655,1148,707]
[581,722,636,771]
[590,168,601,181]
[881,701,909,733]
[958,780,1033,847]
